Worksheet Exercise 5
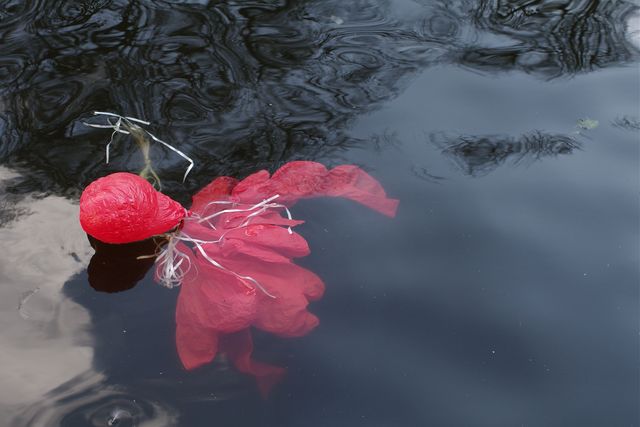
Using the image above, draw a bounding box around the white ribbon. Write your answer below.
[195,194,293,234]
[155,195,296,299]
[83,111,195,182]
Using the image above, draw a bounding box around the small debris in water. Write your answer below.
[576,118,599,130]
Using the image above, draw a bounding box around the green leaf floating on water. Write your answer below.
[577,118,599,130]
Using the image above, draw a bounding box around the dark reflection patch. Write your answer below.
[434,131,581,176]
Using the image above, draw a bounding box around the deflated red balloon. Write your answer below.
[80,161,398,394]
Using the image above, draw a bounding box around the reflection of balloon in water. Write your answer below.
[87,235,164,293]
[80,161,398,394]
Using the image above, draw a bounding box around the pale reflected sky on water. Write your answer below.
[0,166,96,416]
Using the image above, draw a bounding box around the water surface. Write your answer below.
[0,0,638,426]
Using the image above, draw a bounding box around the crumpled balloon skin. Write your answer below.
[172,161,397,393]
[193,161,398,217]
[80,173,185,244]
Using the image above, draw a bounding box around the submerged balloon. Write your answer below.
[80,161,398,393]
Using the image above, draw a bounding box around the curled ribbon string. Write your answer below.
[196,195,293,234]
[155,196,292,299]
[83,111,195,182]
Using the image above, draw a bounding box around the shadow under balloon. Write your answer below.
[87,235,163,293]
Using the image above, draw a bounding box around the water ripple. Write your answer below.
[433,131,582,177]
[12,372,179,427]
[0,0,636,193]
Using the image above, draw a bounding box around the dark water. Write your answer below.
[1,0,639,425]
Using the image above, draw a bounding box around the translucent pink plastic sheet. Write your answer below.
[217,161,398,217]
[170,162,398,393]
